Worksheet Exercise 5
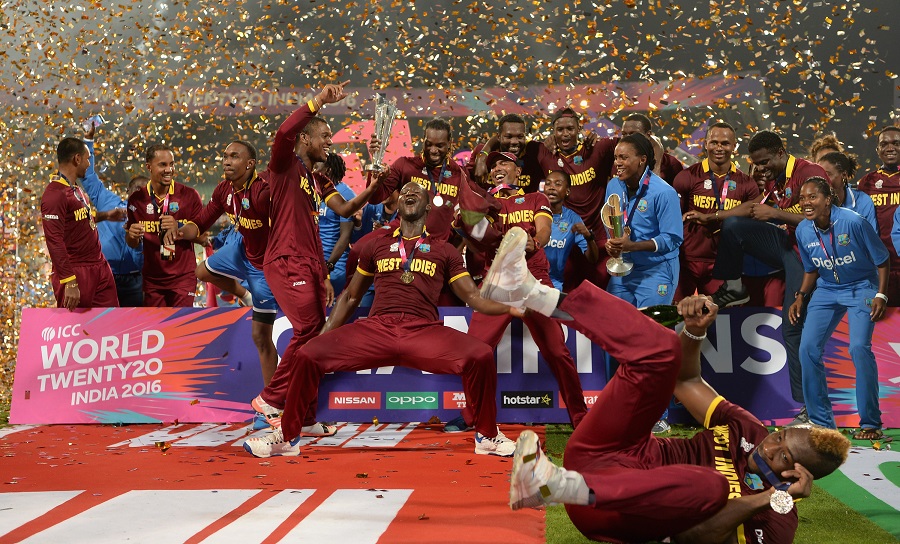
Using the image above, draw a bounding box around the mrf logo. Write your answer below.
[328,392,381,409]
[502,391,554,409]
[386,392,438,409]
[443,391,467,409]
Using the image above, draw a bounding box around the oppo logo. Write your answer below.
[386,392,438,409]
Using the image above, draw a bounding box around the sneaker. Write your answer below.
[480,227,565,318]
[243,427,301,458]
[787,406,810,427]
[509,430,561,510]
[475,428,517,457]
[710,283,750,308]
[251,413,271,431]
[250,395,283,428]
[652,419,671,434]
[301,422,338,437]
[443,414,474,433]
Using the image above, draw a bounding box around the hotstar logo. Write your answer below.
[501,391,554,409]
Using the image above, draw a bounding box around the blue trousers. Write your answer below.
[713,216,807,403]
[800,282,882,429]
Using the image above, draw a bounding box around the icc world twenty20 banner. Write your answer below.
[11,307,900,427]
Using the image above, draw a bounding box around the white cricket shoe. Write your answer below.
[474,428,517,457]
[509,430,589,510]
[243,427,301,458]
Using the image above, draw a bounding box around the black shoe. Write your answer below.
[787,406,810,427]
[711,283,750,308]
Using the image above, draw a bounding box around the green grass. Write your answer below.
[543,424,898,544]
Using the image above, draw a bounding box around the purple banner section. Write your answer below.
[12,306,900,427]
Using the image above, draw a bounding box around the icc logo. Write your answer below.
[41,327,56,342]
[41,325,80,342]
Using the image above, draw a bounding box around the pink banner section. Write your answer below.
[10,306,900,427]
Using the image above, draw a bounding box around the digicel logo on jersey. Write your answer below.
[329,392,381,409]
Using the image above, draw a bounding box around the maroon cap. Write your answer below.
[486,151,519,170]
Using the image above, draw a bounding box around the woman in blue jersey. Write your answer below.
[543,170,599,290]
[817,151,877,230]
[788,177,890,440]
[605,133,683,307]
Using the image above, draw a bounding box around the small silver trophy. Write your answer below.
[601,193,633,277]
[366,93,399,172]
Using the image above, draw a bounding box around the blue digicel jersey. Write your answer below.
[796,205,889,288]
[605,171,682,268]
[545,206,589,290]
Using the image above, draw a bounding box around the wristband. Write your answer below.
[585,230,595,241]
[875,293,888,303]
[326,262,335,272]
[681,327,707,341]
[794,290,809,300]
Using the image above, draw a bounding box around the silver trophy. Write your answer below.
[366,93,399,172]
[601,193,633,277]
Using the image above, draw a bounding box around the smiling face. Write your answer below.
[146,149,176,189]
[542,171,568,207]
[705,126,736,169]
[302,121,333,164]
[422,127,450,168]
[799,180,832,223]
[613,142,647,184]
[553,117,580,151]
[398,181,430,221]
[749,147,788,184]
[490,158,521,187]
[877,130,900,167]
[748,427,815,481]
[498,121,527,156]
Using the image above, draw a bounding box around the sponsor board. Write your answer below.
[329,392,381,409]
[443,391,466,409]
[502,391,554,409]
[386,392,438,410]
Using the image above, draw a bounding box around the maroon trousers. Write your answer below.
[468,311,587,427]
[558,282,729,543]
[262,255,326,426]
[52,261,119,308]
[280,313,498,440]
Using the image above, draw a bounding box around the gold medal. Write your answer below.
[400,271,414,284]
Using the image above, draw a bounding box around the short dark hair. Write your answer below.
[879,126,900,138]
[57,137,87,164]
[620,133,656,172]
[127,175,149,194]
[819,151,859,179]
[301,117,328,136]
[551,107,580,126]
[545,170,571,187]
[145,143,174,163]
[323,152,347,183]
[748,130,784,154]
[424,118,452,140]
[624,113,653,134]
[802,176,834,198]
[707,121,736,137]
[497,113,527,132]
[230,140,258,162]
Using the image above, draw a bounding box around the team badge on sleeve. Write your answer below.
[657,284,669,297]
[419,243,431,253]
[515,197,525,204]
[169,202,180,213]
[638,199,649,212]
[837,233,849,246]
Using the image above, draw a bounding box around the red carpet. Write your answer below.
[0,422,544,543]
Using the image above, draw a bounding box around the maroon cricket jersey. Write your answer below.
[467,141,550,193]
[126,181,202,289]
[858,167,900,268]
[356,227,469,322]
[659,152,685,184]
[539,138,617,235]
[674,160,759,262]
[264,101,338,267]
[490,190,554,284]
[190,172,271,269]
[370,155,483,242]
[762,156,828,239]
[658,397,798,543]
[41,174,106,282]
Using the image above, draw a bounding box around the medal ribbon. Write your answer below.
[751,450,791,492]
[709,170,731,211]
[425,161,448,200]
[489,184,516,195]
[814,221,841,283]
[622,167,652,229]
[397,231,427,278]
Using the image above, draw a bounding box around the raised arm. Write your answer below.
[672,295,720,425]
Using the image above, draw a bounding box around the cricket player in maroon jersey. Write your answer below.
[858,126,900,306]
[709,130,828,423]
[169,141,280,392]
[243,182,523,458]
[125,144,203,307]
[620,113,684,184]
[539,107,617,290]
[675,122,759,299]
[41,137,119,310]
[250,81,385,436]
[463,151,588,428]
[467,113,549,192]
[478,228,851,544]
